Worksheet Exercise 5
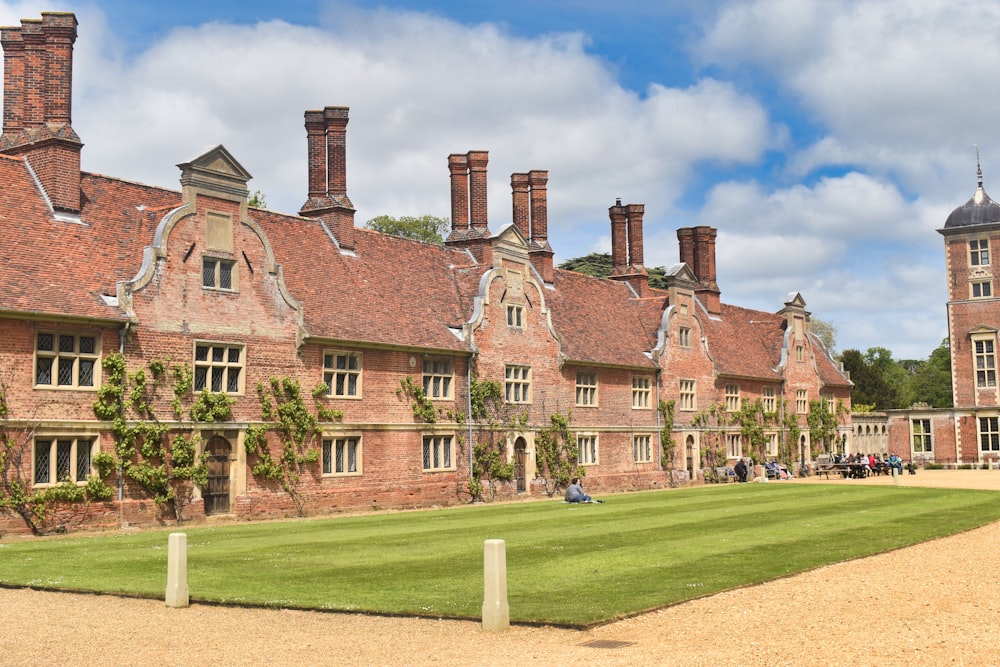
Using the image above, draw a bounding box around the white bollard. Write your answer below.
[892,467,899,486]
[165,532,189,608]
[482,539,509,631]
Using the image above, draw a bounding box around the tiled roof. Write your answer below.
[0,160,180,321]
[811,333,853,388]
[703,303,785,380]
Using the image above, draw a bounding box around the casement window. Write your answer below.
[679,379,696,410]
[823,394,836,413]
[762,387,776,413]
[796,390,808,414]
[505,365,531,404]
[633,435,652,463]
[974,339,997,388]
[577,434,598,465]
[971,239,990,266]
[33,437,95,486]
[911,419,932,453]
[796,345,804,362]
[979,417,1000,452]
[194,343,244,393]
[767,433,779,457]
[725,384,740,412]
[324,351,362,398]
[506,305,524,329]
[422,435,454,471]
[575,372,598,407]
[35,332,100,390]
[678,327,692,348]
[202,257,237,291]
[972,280,993,298]
[632,376,652,409]
[322,437,361,476]
[422,359,453,400]
[726,433,741,458]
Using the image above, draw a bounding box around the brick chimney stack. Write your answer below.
[609,199,648,295]
[511,172,530,239]
[445,151,491,263]
[676,226,721,314]
[1,12,82,215]
[299,106,355,251]
[527,170,553,283]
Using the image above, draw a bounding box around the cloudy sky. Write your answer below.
[2,0,990,359]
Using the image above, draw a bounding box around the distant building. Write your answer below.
[0,13,850,534]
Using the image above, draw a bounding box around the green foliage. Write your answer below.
[364,214,449,245]
[810,317,838,354]
[735,398,781,464]
[691,403,730,470]
[398,376,436,423]
[248,189,268,208]
[92,352,209,522]
[534,412,582,497]
[1,374,115,535]
[558,252,669,289]
[841,340,953,410]
[807,398,842,457]
[464,377,518,502]
[658,400,679,487]
[244,377,338,516]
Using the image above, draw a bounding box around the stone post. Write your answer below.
[165,532,189,608]
[482,539,509,631]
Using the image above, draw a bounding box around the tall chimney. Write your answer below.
[679,226,721,314]
[677,228,695,272]
[527,170,553,284]
[609,199,628,274]
[298,106,355,251]
[511,172,529,239]
[468,150,489,237]
[626,204,645,270]
[0,13,82,215]
[448,153,470,239]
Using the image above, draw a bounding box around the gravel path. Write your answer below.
[2,470,999,666]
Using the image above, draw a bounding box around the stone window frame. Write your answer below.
[324,350,363,399]
[762,387,776,413]
[970,238,990,266]
[422,358,454,400]
[911,418,933,453]
[973,337,997,388]
[575,371,598,407]
[321,435,362,477]
[725,384,740,412]
[506,304,525,329]
[971,279,993,299]
[194,341,245,394]
[978,416,1000,452]
[796,345,804,362]
[504,365,532,404]
[422,434,454,472]
[32,435,97,487]
[679,379,696,411]
[766,432,779,457]
[34,331,101,390]
[726,433,741,458]
[202,255,238,292]
[678,326,692,348]
[577,433,599,466]
[631,375,652,410]
[796,389,808,414]
[633,434,652,463]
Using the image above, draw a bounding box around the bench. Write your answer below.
[814,463,849,479]
[714,466,736,483]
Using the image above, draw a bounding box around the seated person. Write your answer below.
[564,477,601,503]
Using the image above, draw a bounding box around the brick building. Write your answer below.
[887,161,1000,465]
[0,13,851,534]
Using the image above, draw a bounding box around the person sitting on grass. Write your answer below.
[564,477,603,503]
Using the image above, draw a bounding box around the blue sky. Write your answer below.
[3,0,991,360]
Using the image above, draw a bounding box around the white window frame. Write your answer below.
[725,384,740,412]
[324,351,362,398]
[971,238,990,266]
[577,433,598,465]
[762,387,776,413]
[979,417,1000,452]
[911,418,932,454]
[422,358,454,400]
[575,372,598,407]
[194,342,244,394]
[422,434,454,472]
[632,375,652,409]
[796,389,808,414]
[974,338,997,388]
[766,432,778,457]
[505,365,532,404]
[726,433,741,458]
[322,436,362,476]
[34,331,101,390]
[972,280,993,299]
[633,434,652,463]
[33,436,96,487]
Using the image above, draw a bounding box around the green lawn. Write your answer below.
[3,484,999,627]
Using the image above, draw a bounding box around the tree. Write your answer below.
[558,252,670,289]
[364,214,449,244]
[248,189,267,208]
[841,348,899,409]
[908,339,953,408]
[810,317,838,354]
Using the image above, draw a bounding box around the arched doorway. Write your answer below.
[204,436,231,515]
[686,435,696,479]
[514,437,527,493]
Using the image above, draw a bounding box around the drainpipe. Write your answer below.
[467,358,474,483]
[116,325,127,512]
[655,368,662,473]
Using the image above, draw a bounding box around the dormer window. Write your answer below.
[203,257,236,291]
